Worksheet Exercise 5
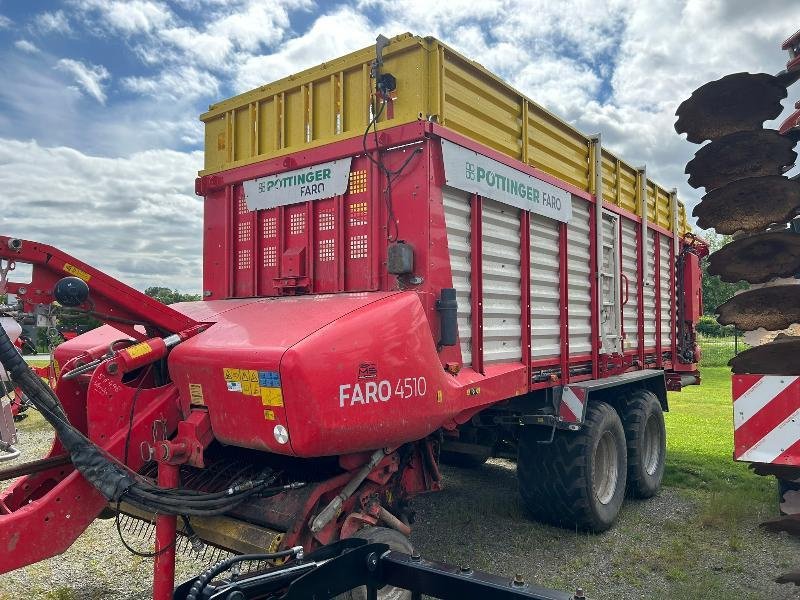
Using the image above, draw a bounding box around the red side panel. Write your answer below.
[683,252,702,322]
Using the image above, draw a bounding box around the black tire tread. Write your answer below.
[518,401,623,532]
[622,390,665,499]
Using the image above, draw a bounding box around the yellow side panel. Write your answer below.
[204,114,227,174]
[343,65,370,135]
[257,97,279,156]
[655,187,672,230]
[527,104,589,191]
[600,151,618,206]
[618,163,638,215]
[200,32,692,233]
[440,51,522,159]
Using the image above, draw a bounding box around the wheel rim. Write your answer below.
[642,414,662,476]
[593,430,619,505]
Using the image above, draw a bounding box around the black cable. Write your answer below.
[114,492,178,558]
[0,324,303,517]
[186,548,300,600]
[123,365,151,468]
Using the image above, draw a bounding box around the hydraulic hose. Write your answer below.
[0,324,303,516]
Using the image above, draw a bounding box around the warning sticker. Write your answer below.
[224,368,280,399]
[263,409,275,421]
[261,387,284,407]
[189,383,205,405]
[223,368,241,382]
[125,342,152,359]
[63,263,91,282]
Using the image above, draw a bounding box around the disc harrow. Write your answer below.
[677,27,800,586]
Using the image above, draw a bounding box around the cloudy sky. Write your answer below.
[0,0,798,292]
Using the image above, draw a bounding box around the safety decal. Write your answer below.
[261,387,284,407]
[223,368,281,400]
[189,383,205,405]
[125,342,152,359]
[466,387,481,397]
[263,409,275,421]
[62,263,91,282]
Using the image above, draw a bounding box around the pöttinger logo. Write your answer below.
[465,161,476,181]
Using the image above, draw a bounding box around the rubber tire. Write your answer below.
[622,390,666,499]
[339,526,413,600]
[518,401,627,532]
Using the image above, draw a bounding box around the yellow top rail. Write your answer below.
[201,33,689,234]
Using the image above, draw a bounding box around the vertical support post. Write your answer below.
[654,234,663,369]
[153,462,180,600]
[470,194,484,374]
[588,204,599,379]
[636,168,647,370]
[224,185,234,299]
[590,135,604,358]
[520,211,531,387]
[559,222,569,383]
[669,189,679,366]
[639,168,649,285]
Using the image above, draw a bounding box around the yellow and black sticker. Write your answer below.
[189,383,205,405]
[263,409,275,421]
[437,390,443,404]
[125,342,152,359]
[223,368,241,382]
[261,387,284,407]
[467,387,481,397]
[63,263,91,282]
[242,380,252,395]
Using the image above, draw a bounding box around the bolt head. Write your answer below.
[366,553,379,572]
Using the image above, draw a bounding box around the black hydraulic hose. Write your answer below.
[0,324,303,516]
[186,548,302,600]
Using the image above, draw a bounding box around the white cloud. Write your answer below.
[0,139,204,292]
[55,58,111,104]
[14,40,40,54]
[122,66,220,101]
[68,0,173,34]
[0,14,11,29]
[35,10,72,35]
[235,7,376,92]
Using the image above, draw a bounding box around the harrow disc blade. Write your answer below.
[707,230,800,283]
[729,335,800,374]
[675,73,787,143]
[685,129,797,191]
[716,284,800,331]
[693,176,800,234]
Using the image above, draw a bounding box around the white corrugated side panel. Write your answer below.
[643,231,657,348]
[530,214,561,359]
[566,198,592,357]
[442,187,472,366]
[659,233,673,349]
[482,198,523,364]
[621,218,639,351]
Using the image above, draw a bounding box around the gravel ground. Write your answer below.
[2,411,799,599]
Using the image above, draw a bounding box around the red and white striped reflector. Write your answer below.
[560,386,586,423]
[733,374,800,465]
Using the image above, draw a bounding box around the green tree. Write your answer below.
[701,232,748,315]
[144,287,202,305]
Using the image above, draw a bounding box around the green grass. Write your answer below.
[664,367,767,499]
[697,335,748,368]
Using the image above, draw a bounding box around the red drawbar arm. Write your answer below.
[0,236,197,339]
